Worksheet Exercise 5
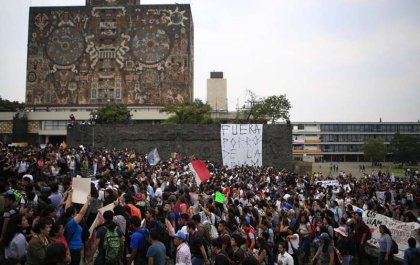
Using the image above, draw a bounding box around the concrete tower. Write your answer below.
[207,72,227,111]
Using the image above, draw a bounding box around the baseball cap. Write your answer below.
[174,231,187,241]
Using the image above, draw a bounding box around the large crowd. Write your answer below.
[0,144,419,265]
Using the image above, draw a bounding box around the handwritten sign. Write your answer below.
[220,124,263,168]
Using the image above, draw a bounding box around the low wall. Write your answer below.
[67,124,292,170]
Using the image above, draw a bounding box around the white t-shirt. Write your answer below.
[287,234,300,255]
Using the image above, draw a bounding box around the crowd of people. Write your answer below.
[0,144,419,265]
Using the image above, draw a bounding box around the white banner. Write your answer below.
[315,180,340,187]
[221,124,263,168]
[352,205,420,258]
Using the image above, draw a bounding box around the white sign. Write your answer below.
[375,191,396,204]
[352,205,420,258]
[72,177,91,204]
[220,124,263,168]
[88,203,115,236]
[315,180,340,188]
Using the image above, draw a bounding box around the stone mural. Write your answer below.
[26,2,193,107]
[67,124,292,170]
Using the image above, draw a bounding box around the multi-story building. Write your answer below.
[207,72,227,111]
[292,122,420,162]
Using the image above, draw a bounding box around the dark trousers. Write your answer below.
[70,248,81,265]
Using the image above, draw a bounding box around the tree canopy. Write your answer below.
[0,97,24,112]
[92,103,131,124]
[242,90,292,123]
[390,133,420,165]
[363,137,386,164]
[160,99,214,124]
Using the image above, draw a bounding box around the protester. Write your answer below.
[174,231,192,265]
[26,218,51,265]
[0,144,419,265]
[2,214,28,263]
[147,228,167,265]
[378,225,394,265]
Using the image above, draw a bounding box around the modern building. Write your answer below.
[207,72,227,111]
[292,122,420,162]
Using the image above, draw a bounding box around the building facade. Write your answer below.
[292,122,420,162]
[207,72,227,111]
[26,1,193,108]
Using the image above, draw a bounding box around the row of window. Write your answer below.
[320,134,394,142]
[319,124,420,132]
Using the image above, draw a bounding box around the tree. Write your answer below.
[390,133,420,165]
[241,90,292,123]
[255,95,291,123]
[160,99,214,124]
[0,97,24,112]
[363,137,387,165]
[92,103,131,124]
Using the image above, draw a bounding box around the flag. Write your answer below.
[189,160,212,185]
[147,148,160,166]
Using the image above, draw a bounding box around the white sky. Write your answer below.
[1,0,420,122]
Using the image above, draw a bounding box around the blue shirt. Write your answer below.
[130,228,149,256]
[403,247,420,265]
[146,241,166,265]
[65,218,82,250]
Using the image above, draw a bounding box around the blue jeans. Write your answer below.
[192,257,204,265]
[342,255,353,265]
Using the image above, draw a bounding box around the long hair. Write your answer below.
[379,225,392,236]
[2,214,23,246]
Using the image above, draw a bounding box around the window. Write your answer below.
[92,89,97,99]
[116,89,121,99]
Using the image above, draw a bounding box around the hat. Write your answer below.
[4,192,15,201]
[317,232,330,240]
[174,231,187,241]
[334,227,348,237]
[133,192,142,201]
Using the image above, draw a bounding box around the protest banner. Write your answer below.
[352,205,420,258]
[220,124,263,168]
[215,191,225,204]
[72,177,91,204]
[315,180,340,188]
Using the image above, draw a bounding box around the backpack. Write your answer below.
[103,226,121,264]
[203,221,219,240]
[391,239,398,254]
[409,249,420,265]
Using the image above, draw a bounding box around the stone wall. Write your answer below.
[67,124,292,170]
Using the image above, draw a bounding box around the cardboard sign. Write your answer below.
[71,177,91,204]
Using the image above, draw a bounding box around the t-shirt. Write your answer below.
[146,241,166,265]
[215,252,230,265]
[65,218,83,250]
[189,232,204,258]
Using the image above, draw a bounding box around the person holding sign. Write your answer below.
[60,189,91,265]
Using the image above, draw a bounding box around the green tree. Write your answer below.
[255,95,291,123]
[363,137,387,165]
[92,103,131,124]
[160,99,214,124]
[0,97,24,112]
[242,90,292,123]
[390,133,420,165]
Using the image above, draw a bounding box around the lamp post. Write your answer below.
[89,114,98,149]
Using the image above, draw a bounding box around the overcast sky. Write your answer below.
[1,0,420,122]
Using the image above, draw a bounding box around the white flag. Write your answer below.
[147,148,160,166]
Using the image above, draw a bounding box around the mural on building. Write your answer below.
[26,3,193,106]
